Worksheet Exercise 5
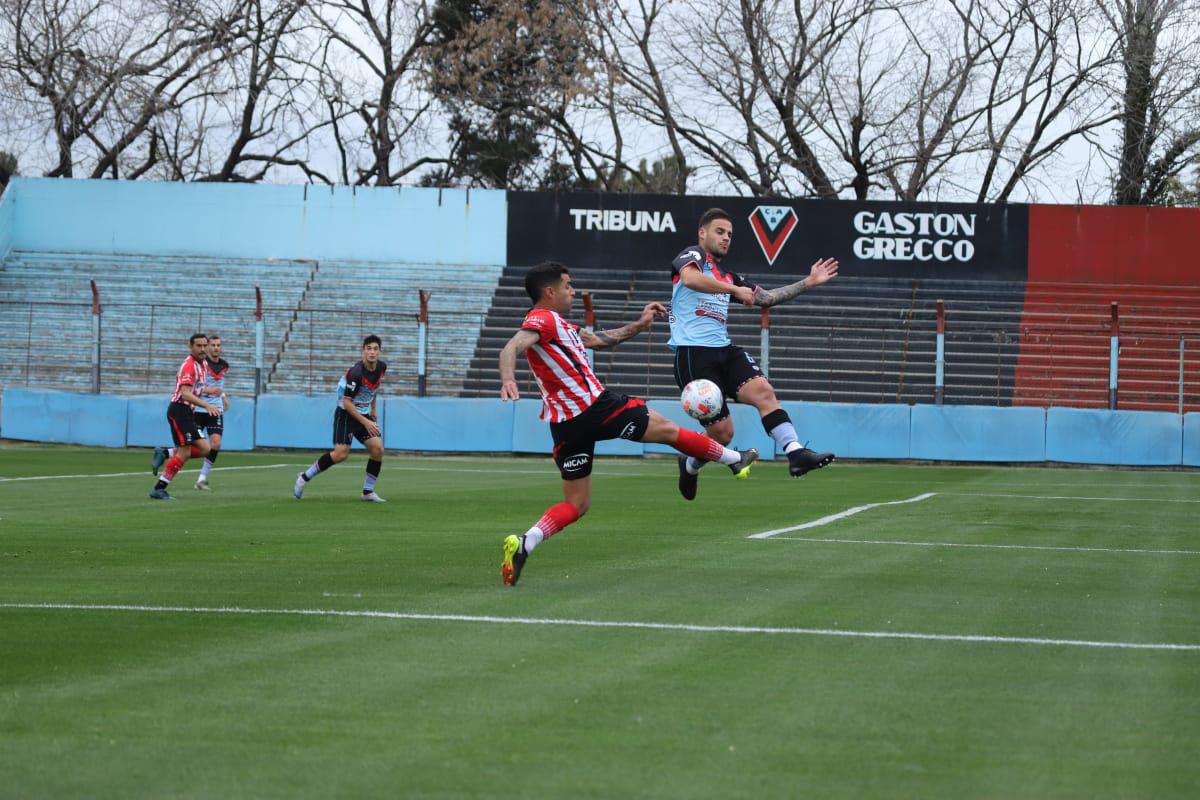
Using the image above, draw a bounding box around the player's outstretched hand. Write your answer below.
[732,284,756,306]
[639,302,668,326]
[500,380,520,401]
[809,257,839,286]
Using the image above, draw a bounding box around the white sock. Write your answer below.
[769,420,800,452]
[685,457,706,475]
[715,447,742,466]
[199,459,214,479]
[522,528,545,554]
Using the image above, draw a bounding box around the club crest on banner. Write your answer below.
[748,206,798,266]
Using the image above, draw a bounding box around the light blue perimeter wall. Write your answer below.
[5,177,506,265]
[0,182,15,259]
[4,389,1200,467]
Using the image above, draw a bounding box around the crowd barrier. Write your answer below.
[3,388,1199,467]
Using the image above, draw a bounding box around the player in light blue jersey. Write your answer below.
[293,335,388,502]
[669,208,839,500]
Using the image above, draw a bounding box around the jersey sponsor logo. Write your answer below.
[748,205,799,266]
[569,208,677,233]
[561,453,591,471]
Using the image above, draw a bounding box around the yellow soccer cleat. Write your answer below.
[729,448,758,480]
[501,534,528,586]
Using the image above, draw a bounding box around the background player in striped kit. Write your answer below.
[192,333,230,490]
[148,334,220,500]
[497,261,758,586]
[293,335,388,502]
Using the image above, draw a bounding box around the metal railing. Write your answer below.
[2,295,1199,411]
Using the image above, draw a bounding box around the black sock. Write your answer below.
[363,458,382,494]
[206,449,219,465]
[154,479,167,491]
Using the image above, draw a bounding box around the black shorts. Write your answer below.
[549,390,651,480]
[194,411,223,436]
[333,408,379,446]
[672,344,765,424]
[166,402,201,447]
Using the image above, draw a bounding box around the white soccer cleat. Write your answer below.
[361,492,386,503]
[293,472,306,499]
[194,478,210,491]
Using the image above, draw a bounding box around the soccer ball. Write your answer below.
[681,379,723,421]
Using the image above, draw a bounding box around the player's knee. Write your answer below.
[707,423,733,445]
[330,448,350,463]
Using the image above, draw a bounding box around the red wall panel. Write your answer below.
[1028,205,1200,285]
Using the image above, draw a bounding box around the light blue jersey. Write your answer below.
[667,246,752,348]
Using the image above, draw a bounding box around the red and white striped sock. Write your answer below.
[521,502,581,553]
[673,428,742,465]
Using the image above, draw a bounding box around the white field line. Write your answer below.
[0,463,302,483]
[942,492,1200,504]
[1,602,1196,652]
[766,536,1200,556]
[747,493,937,540]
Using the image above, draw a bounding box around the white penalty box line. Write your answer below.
[748,492,937,539]
[747,491,1199,555]
[2,602,1197,653]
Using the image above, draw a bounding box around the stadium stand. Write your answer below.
[1015,282,1200,411]
[262,260,503,397]
[461,263,1029,406]
[0,251,311,394]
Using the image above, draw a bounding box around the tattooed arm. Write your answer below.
[751,258,840,307]
[580,303,668,349]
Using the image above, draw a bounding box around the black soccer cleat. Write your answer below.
[788,447,835,477]
[148,487,174,500]
[677,456,698,501]
[729,448,759,479]
[151,446,168,476]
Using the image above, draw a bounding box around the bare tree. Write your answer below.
[307,0,441,186]
[1099,0,1200,204]
[0,0,245,179]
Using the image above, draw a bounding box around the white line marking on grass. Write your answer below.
[765,536,1200,556]
[747,493,937,540]
[2,602,1197,652]
[942,492,1200,504]
[0,463,300,483]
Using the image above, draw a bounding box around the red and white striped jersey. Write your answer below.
[522,308,604,422]
[171,355,209,406]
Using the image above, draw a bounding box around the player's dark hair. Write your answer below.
[207,333,221,342]
[525,261,569,303]
[362,334,382,349]
[698,208,732,229]
[189,333,207,345]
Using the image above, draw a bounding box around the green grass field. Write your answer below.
[2,443,1198,798]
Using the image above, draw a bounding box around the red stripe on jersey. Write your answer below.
[171,356,209,406]
[522,309,604,422]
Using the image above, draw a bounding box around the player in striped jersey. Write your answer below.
[497,261,759,586]
[149,334,220,500]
